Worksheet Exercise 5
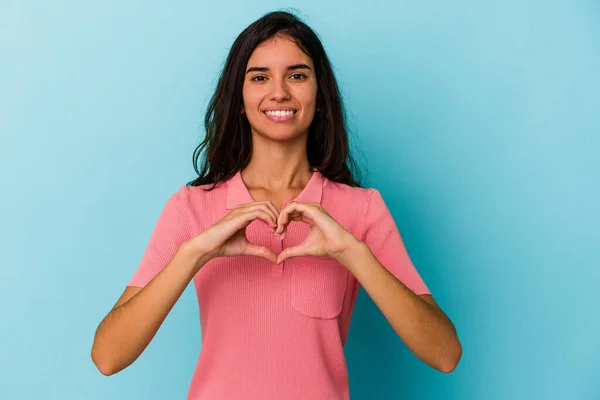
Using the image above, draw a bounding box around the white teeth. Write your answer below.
[265,110,296,117]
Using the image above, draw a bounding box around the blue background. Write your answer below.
[1,1,598,399]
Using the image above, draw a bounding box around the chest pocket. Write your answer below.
[288,258,348,319]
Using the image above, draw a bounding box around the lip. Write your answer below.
[263,109,297,123]
[262,106,298,112]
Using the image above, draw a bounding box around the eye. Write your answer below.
[251,75,267,82]
[290,73,307,80]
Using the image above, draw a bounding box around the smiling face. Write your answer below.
[242,35,318,142]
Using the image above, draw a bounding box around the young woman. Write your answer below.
[91,11,462,399]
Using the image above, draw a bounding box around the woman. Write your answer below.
[91,10,462,399]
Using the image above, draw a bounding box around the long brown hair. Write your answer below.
[187,11,363,189]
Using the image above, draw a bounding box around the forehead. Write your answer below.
[246,36,313,68]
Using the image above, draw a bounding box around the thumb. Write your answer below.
[276,245,304,264]
[245,244,278,263]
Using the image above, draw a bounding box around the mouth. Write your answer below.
[263,109,298,122]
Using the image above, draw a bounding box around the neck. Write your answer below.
[241,131,312,192]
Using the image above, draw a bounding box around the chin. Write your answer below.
[253,126,309,142]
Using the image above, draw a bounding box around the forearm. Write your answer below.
[92,242,210,375]
[336,240,461,373]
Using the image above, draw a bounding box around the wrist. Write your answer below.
[333,235,369,266]
[179,239,214,272]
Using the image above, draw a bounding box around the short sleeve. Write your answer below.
[361,188,431,295]
[127,186,192,288]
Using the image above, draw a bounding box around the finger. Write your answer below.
[276,210,289,235]
[261,202,281,232]
[277,202,316,233]
[245,244,278,263]
[276,203,295,233]
[260,201,279,220]
[240,209,278,229]
[250,201,279,225]
[275,211,300,235]
[278,212,304,240]
[276,245,305,264]
[241,203,279,227]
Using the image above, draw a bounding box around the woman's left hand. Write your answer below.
[275,201,358,264]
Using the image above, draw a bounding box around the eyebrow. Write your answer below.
[245,64,312,74]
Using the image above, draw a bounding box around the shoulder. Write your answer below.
[322,180,386,240]
[165,181,228,233]
[174,180,228,206]
[323,179,380,210]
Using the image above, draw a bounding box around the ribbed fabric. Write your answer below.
[128,170,430,400]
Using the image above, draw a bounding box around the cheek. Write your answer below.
[242,91,265,127]
[300,85,318,110]
[242,87,260,112]
[299,91,318,116]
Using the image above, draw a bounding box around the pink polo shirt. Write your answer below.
[127,169,430,399]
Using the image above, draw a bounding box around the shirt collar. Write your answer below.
[225,169,324,209]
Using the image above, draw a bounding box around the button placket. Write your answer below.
[271,232,283,275]
[271,199,291,276]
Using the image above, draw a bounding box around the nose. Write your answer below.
[269,78,291,101]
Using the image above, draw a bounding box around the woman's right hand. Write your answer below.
[186,201,280,263]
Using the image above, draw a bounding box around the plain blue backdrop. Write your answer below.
[1,1,598,399]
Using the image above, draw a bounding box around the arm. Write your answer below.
[91,243,210,376]
[337,241,462,373]
[91,195,280,376]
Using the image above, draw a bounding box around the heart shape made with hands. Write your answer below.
[266,201,350,264]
